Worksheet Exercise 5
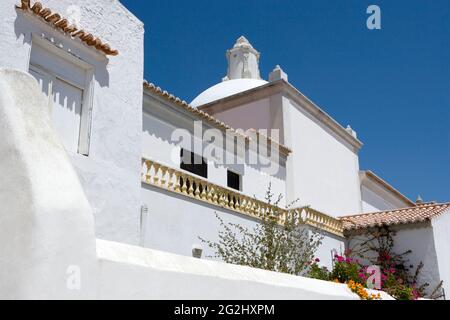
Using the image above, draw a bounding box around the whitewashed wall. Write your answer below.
[0,0,145,245]
[207,93,362,217]
[97,239,365,300]
[141,184,345,270]
[348,224,443,297]
[283,97,362,217]
[431,212,450,296]
[140,184,261,258]
[143,92,287,203]
[361,186,398,213]
[205,96,286,143]
[360,176,412,213]
[390,225,441,295]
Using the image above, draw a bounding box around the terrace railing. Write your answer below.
[141,158,344,237]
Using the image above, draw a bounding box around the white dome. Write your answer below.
[191,79,268,107]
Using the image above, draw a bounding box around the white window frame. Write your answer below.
[29,35,95,156]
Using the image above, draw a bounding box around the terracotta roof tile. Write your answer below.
[16,0,118,56]
[340,203,450,231]
[143,81,292,156]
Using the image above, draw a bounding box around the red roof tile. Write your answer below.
[340,203,450,231]
[143,81,292,156]
[16,0,119,56]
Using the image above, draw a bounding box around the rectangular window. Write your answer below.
[227,170,241,191]
[29,39,93,156]
[180,149,208,179]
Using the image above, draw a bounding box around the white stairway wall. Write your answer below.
[0,68,98,299]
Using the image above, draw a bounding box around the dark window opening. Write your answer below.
[180,149,208,179]
[227,170,241,191]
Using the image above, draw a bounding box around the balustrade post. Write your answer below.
[144,160,152,182]
[181,174,188,194]
[200,183,207,200]
[206,186,213,202]
[187,177,194,195]
[194,180,201,198]
[212,188,218,204]
[153,163,161,186]
[167,168,175,190]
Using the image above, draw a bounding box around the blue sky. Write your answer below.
[121,0,450,203]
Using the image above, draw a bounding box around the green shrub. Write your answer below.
[308,259,330,281]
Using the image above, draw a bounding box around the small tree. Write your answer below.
[199,185,323,276]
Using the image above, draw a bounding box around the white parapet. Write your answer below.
[97,239,361,300]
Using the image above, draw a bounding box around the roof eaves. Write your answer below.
[16,0,119,56]
[361,170,415,206]
[198,79,363,150]
[142,81,292,156]
[339,202,450,231]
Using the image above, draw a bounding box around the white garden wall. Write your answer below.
[431,211,450,295]
[347,224,442,297]
[96,239,372,300]
[141,184,345,270]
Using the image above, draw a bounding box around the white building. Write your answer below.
[0,0,449,299]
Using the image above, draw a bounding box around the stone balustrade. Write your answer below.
[141,158,344,237]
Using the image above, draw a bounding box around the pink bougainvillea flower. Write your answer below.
[358,273,367,280]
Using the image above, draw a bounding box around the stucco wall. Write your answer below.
[360,175,412,213]
[361,185,399,213]
[143,93,287,203]
[348,224,442,297]
[141,184,345,270]
[0,0,145,245]
[205,95,285,144]
[97,239,369,300]
[200,91,363,217]
[431,212,450,295]
[0,69,98,299]
[283,97,362,217]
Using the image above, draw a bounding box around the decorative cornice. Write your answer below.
[143,81,292,156]
[360,170,415,206]
[198,79,364,151]
[16,0,119,56]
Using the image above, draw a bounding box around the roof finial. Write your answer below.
[269,64,288,82]
[235,36,250,46]
[416,195,424,204]
[224,36,261,81]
